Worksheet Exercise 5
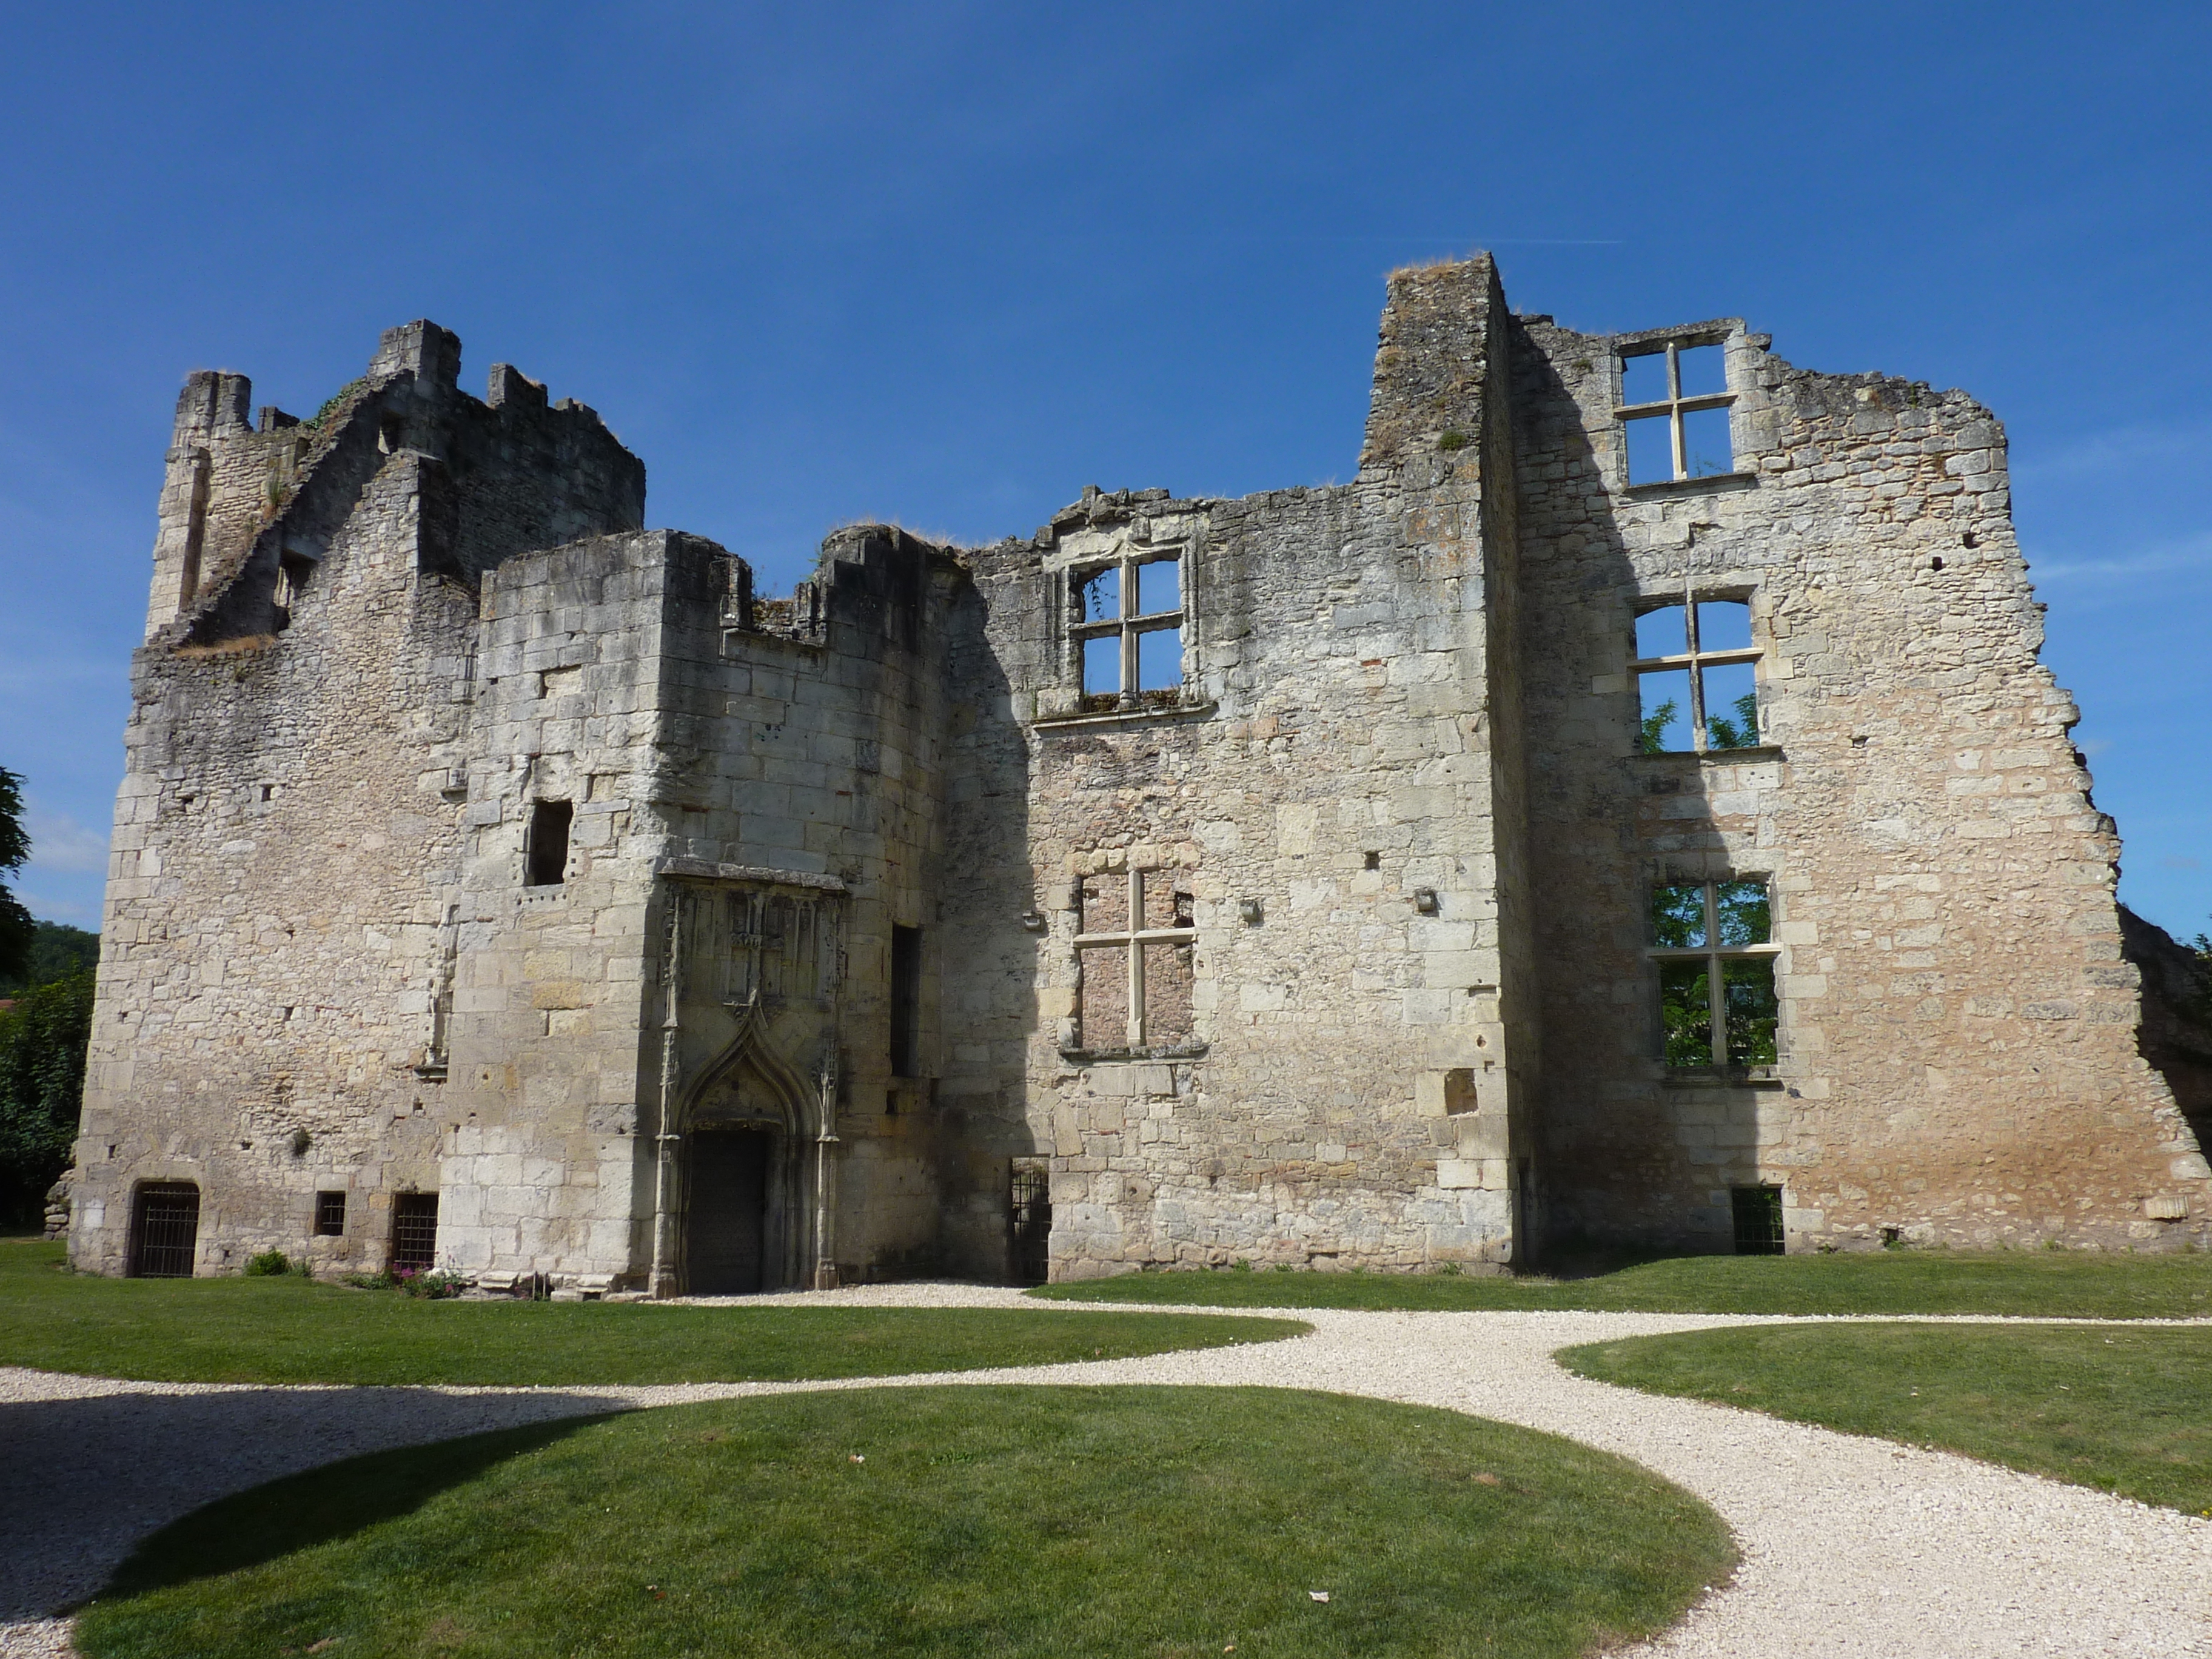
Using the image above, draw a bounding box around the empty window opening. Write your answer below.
[1364,850,1381,870]
[890,924,922,1078]
[1075,867,1197,1051]
[260,783,275,802]
[178,450,211,609]
[1652,878,1778,1066]
[129,1182,200,1278]
[1731,1185,1786,1255]
[390,1192,440,1273]
[378,414,407,455]
[1072,550,1186,709]
[272,552,315,632]
[1633,588,1761,754]
[525,800,573,887]
[1010,1158,1052,1286]
[314,1191,347,1237]
[1620,339,1734,484]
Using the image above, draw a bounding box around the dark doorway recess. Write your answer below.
[688,1129,771,1294]
[1010,1158,1051,1285]
[1731,1185,1785,1255]
[392,1192,440,1272]
[129,1182,201,1278]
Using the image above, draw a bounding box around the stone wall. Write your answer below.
[75,263,2209,1288]
[1512,311,2210,1253]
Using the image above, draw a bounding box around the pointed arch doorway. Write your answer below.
[669,1030,825,1295]
[685,1127,772,1294]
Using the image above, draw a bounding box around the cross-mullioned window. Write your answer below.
[1633,589,1762,754]
[1619,338,1735,484]
[1651,878,1779,1067]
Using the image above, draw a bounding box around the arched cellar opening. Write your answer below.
[128,1181,200,1278]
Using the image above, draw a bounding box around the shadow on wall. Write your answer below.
[2118,905,2212,1158]
[0,1386,608,1618]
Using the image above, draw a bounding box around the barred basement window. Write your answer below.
[1074,551,1185,711]
[1732,1184,1786,1255]
[1074,866,1196,1051]
[129,1181,200,1279]
[314,1190,347,1237]
[1651,878,1779,1066]
[1632,588,1761,754]
[525,800,572,887]
[390,1191,440,1272]
[1619,338,1734,484]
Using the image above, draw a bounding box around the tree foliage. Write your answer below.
[0,969,93,1225]
[0,767,33,986]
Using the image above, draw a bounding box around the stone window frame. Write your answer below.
[1616,330,1736,486]
[1630,580,1765,756]
[1647,874,1781,1070]
[1073,866,1197,1054]
[1069,546,1188,713]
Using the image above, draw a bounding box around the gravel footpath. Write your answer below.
[4,1287,2208,1658]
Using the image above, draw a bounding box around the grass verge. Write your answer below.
[1030,1249,2212,1318]
[77,1386,1735,1659]
[0,1239,1302,1386]
[1559,1322,2212,1516]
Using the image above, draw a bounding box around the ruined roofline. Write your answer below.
[147,320,647,652]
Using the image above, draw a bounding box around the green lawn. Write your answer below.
[1560,1323,2212,1516]
[77,1386,1735,1659]
[1031,1249,2212,1318]
[0,1239,1303,1386]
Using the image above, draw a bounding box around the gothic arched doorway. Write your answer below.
[685,1127,773,1293]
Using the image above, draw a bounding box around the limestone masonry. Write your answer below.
[65,256,2211,1291]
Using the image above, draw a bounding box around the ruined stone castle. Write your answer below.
[65,255,2211,1292]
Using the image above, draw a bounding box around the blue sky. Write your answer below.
[2,3,2207,937]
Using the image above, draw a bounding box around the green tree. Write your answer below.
[1638,697,1679,755]
[0,768,33,986]
[1704,690,1761,751]
[0,970,93,1226]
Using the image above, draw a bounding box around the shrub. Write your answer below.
[243,1250,291,1277]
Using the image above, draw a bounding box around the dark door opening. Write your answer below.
[688,1130,771,1294]
[1010,1158,1051,1285]
[392,1192,440,1272]
[129,1182,201,1278]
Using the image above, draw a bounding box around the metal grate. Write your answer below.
[130,1182,201,1278]
[1009,1159,1051,1286]
[1731,1185,1786,1256]
[314,1190,347,1237]
[391,1192,440,1272]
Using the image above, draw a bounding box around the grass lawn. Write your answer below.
[1560,1322,2212,1517]
[77,1386,1735,1659]
[1030,1249,2212,1319]
[0,1239,1303,1386]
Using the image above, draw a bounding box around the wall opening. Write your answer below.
[1730,1185,1785,1255]
[686,1128,772,1294]
[890,924,922,1077]
[128,1182,200,1278]
[391,1192,440,1272]
[1010,1157,1051,1285]
[314,1191,347,1237]
[526,800,573,887]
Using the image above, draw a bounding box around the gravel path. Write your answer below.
[4,1288,2208,1657]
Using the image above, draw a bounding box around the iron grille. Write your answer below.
[1731,1185,1785,1256]
[1009,1161,1051,1286]
[314,1190,347,1237]
[130,1182,201,1278]
[391,1192,440,1272]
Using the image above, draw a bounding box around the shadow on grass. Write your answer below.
[0,1386,612,1619]
[100,1414,611,1603]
